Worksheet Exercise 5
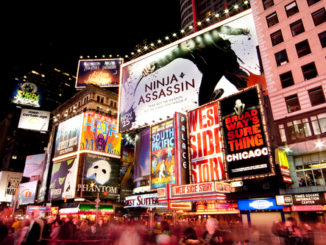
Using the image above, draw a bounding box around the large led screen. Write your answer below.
[76,59,123,88]
[53,114,83,158]
[119,10,266,132]
[80,112,121,157]
[219,85,274,180]
[188,102,225,183]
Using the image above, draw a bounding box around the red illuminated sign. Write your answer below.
[172,181,232,196]
[169,202,192,211]
[291,205,323,211]
[188,102,225,183]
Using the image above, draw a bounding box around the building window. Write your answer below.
[290,19,305,36]
[287,119,312,141]
[307,0,321,6]
[311,113,326,135]
[318,31,326,48]
[302,62,318,80]
[312,8,326,26]
[309,86,325,106]
[263,0,274,10]
[295,40,311,58]
[280,71,294,88]
[278,124,287,143]
[285,1,299,17]
[266,12,279,27]
[275,49,289,66]
[285,94,301,113]
[270,30,284,46]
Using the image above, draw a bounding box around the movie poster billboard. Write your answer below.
[76,59,123,88]
[188,102,225,183]
[49,157,79,201]
[134,127,151,181]
[80,112,121,157]
[118,10,266,132]
[18,181,38,205]
[23,153,45,180]
[219,85,274,180]
[151,113,188,189]
[18,109,50,132]
[11,81,42,107]
[53,114,83,158]
[77,154,120,199]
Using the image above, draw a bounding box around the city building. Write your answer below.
[180,0,250,33]
[251,0,326,222]
[0,64,77,172]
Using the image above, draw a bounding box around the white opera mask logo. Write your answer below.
[86,160,111,185]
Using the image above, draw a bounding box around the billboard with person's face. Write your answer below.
[48,157,79,200]
[76,59,123,88]
[118,10,266,132]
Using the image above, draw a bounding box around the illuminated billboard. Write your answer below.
[118,10,266,132]
[150,113,188,189]
[0,171,22,202]
[23,153,45,180]
[53,114,83,158]
[80,111,121,157]
[77,154,120,199]
[219,85,274,180]
[18,181,38,205]
[188,102,225,183]
[11,81,42,107]
[134,127,151,181]
[18,109,50,132]
[76,59,123,88]
[49,157,79,201]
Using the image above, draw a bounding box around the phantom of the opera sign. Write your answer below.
[219,85,274,180]
[118,10,266,132]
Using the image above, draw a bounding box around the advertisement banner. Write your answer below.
[238,198,282,211]
[275,148,292,184]
[119,10,266,132]
[49,157,78,201]
[219,85,274,180]
[0,171,22,202]
[80,112,121,157]
[188,102,225,183]
[134,127,151,181]
[76,59,123,88]
[77,154,120,199]
[23,153,45,180]
[18,181,38,205]
[151,119,176,189]
[11,81,42,107]
[18,109,50,131]
[53,114,83,158]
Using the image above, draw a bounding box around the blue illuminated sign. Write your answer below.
[238,198,282,211]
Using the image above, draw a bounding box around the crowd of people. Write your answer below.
[1,208,325,245]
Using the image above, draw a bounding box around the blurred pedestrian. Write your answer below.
[274,217,304,245]
[156,220,171,245]
[22,211,42,245]
[179,227,204,245]
[202,218,223,245]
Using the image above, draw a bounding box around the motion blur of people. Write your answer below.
[116,222,143,245]
[21,211,42,245]
[202,218,224,245]
[156,221,172,245]
[179,227,203,245]
[59,215,77,244]
[274,217,304,245]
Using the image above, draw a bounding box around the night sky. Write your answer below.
[3,1,181,106]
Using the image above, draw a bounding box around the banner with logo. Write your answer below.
[80,112,121,157]
[11,81,42,107]
[18,109,50,131]
[219,85,274,180]
[76,59,123,88]
[23,153,45,181]
[118,10,266,132]
[18,181,38,205]
[188,102,225,183]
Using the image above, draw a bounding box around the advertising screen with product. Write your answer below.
[238,198,282,211]
[80,111,121,157]
[18,109,50,132]
[77,154,120,199]
[76,59,123,88]
[219,85,274,180]
[118,10,266,132]
[188,102,225,183]
[18,181,38,205]
[23,153,45,180]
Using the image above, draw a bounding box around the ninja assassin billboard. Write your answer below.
[77,154,120,199]
[49,157,78,201]
[118,10,266,132]
[219,85,274,180]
